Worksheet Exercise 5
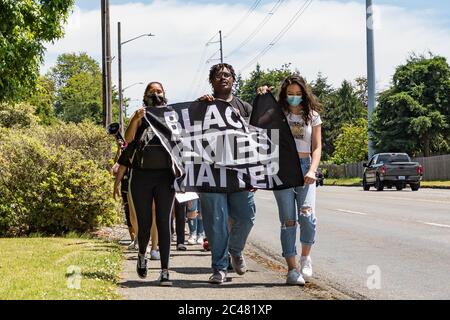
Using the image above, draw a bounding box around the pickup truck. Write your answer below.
[362,153,423,191]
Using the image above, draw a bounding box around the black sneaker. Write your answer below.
[227,254,234,271]
[159,269,172,286]
[136,254,147,279]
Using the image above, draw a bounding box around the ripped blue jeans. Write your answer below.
[273,157,317,257]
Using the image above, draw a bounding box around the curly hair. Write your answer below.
[208,63,236,84]
[279,75,322,125]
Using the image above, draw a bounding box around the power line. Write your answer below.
[187,44,209,100]
[227,0,285,58]
[224,0,263,39]
[189,1,266,100]
[188,32,220,100]
[238,0,314,73]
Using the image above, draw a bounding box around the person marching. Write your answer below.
[114,82,175,286]
[198,63,256,284]
[257,75,322,285]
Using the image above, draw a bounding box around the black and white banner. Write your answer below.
[144,93,303,192]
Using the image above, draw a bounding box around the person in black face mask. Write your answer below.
[114,81,175,286]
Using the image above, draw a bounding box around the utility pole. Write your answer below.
[101,0,107,128]
[219,30,223,63]
[366,0,376,158]
[206,31,224,64]
[106,0,112,126]
[117,22,123,135]
[101,0,112,128]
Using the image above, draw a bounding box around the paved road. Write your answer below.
[248,186,450,299]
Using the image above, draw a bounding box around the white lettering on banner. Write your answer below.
[181,108,202,133]
[196,163,216,187]
[236,168,248,188]
[174,130,278,166]
[219,165,227,188]
[174,164,284,191]
[249,165,267,187]
[164,111,182,135]
[225,107,242,129]
[160,103,287,191]
[184,162,196,186]
[203,105,227,130]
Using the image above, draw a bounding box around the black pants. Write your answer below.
[121,173,132,228]
[129,168,175,270]
[172,200,186,245]
[121,191,132,228]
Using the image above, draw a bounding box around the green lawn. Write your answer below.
[0,237,122,300]
[324,178,361,186]
[420,180,450,187]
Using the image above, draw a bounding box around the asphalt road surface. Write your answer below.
[248,186,450,300]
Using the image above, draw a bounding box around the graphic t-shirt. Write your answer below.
[286,111,322,153]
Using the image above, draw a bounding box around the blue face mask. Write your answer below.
[287,95,303,107]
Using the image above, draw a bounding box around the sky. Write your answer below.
[41,0,450,115]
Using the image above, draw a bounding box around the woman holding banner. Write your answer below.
[114,82,174,286]
[257,75,322,286]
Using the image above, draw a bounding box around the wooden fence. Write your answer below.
[322,154,450,181]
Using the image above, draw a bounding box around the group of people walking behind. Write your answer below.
[112,63,322,287]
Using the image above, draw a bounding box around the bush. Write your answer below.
[0,128,120,236]
[0,102,39,129]
[41,120,113,169]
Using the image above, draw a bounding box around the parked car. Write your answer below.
[316,168,324,187]
[362,153,423,191]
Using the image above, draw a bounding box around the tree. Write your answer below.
[318,79,367,159]
[239,63,296,104]
[26,76,57,125]
[332,118,368,165]
[47,52,100,90]
[371,54,450,157]
[57,71,103,124]
[49,52,120,124]
[0,0,74,102]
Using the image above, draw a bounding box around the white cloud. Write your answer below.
[42,0,450,115]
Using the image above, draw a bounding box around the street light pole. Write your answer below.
[366,0,376,159]
[117,23,154,135]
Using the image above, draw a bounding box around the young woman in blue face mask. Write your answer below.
[257,75,322,285]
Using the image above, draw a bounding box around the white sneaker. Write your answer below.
[149,249,160,260]
[127,240,138,250]
[187,235,197,245]
[300,256,313,280]
[286,269,305,286]
[196,236,204,245]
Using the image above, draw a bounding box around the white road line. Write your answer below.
[417,221,450,229]
[335,209,369,216]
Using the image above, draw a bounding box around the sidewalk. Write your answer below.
[117,236,347,300]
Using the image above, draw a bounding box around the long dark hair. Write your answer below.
[142,81,166,106]
[279,75,322,125]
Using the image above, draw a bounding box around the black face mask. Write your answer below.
[144,93,167,107]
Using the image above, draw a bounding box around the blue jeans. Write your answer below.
[187,199,204,236]
[199,191,256,272]
[273,157,317,257]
